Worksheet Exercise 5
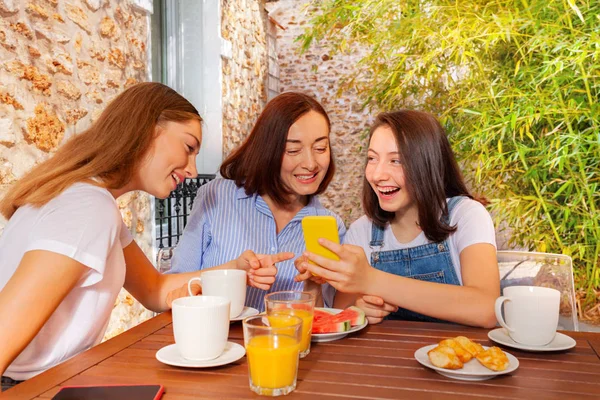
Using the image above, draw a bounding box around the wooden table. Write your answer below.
[6,312,600,399]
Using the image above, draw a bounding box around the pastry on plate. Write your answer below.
[454,336,485,357]
[427,345,463,369]
[476,346,510,371]
[439,338,473,362]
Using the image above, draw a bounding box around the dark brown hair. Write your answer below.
[220,92,334,206]
[1,82,201,218]
[362,110,472,242]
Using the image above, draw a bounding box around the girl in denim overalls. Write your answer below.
[300,110,500,328]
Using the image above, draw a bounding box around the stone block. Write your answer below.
[27,45,41,57]
[77,61,99,84]
[100,17,117,38]
[0,90,24,110]
[57,80,81,100]
[33,23,70,43]
[65,3,91,33]
[105,69,122,88]
[108,47,125,69]
[121,208,132,229]
[25,104,65,151]
[65,108,88,124]
[90,107,102,123]
[26,2,50,19]
[0,0,18,13]
[3,59,24,75]
[5,142,41,179]
[126,32,145,53]
[0,118,16,147]
[74,33,82,53]
[84,0,102,11]
[132,59,144,70]
[0,25,17,51]
[0,162,15,185]
[85,89,103,103]
[9,21,34,39]
[124,77,138,88]
[136,219,144,233]
[114,6,133,28]
[89,39,106,60]
[4,61,52,95]
[45,52,73,75]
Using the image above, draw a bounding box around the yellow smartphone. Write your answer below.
[301,216,340,264]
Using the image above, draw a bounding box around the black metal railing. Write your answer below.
[155,174,215,249]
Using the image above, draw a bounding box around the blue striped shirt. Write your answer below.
[169,179,346,311]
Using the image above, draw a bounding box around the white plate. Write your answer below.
[414,344,519,381]
[156,342,245,368]
[230,306,259,322]
[311,308,368,343]
[488,328,576,352]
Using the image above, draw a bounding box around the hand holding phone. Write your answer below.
[301,216,340,266]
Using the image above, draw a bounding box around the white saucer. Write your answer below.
[230,306,259,322]
[414,344,519,381]
[488,328,576,352]
[311,308,368,343]
[156,342,245,368]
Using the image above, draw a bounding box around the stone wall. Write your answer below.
[267,0,372,225]
[221,0,268,155]
[0,0,153,340]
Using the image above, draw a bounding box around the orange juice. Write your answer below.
[246,335,300,389]
[269,309,313,355]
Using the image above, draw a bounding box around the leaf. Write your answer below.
[567,0,585,24]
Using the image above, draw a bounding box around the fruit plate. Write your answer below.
[311,308,368,343]
[414,344,519,381]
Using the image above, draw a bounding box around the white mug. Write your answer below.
[188,269,247,318]
[172,295,230,360]
[495,286,560,346]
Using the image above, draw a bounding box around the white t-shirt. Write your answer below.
[344,198,496,284]
[0,183,133,380]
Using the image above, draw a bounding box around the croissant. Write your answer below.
[476,346,510,371]
[439,338,473,363]
[454,336,485,357]
[427,345,464,369]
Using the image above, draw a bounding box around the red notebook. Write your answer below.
[51,384,164,400]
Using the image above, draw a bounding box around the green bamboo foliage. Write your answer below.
[300,0,600,295]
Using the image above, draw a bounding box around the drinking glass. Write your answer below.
[264,291,315,358]
[243,315,302,396]
[156,246,174,273]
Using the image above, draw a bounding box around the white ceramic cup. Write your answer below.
[172,295,230,360]
[495,286,560,346]
[188,270,247,318]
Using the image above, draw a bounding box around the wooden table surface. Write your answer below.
[6,311,600,399]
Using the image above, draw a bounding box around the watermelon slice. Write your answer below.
[313,308,336,324]
[310,307,367,334]
[312,320,351,334]
[330,306,366,326]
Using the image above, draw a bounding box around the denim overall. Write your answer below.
[369,196,465,322]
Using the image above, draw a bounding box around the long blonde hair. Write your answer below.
[0,82,201,219]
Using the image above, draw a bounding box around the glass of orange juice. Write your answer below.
[243,314,302,396]
[264,291,315,358]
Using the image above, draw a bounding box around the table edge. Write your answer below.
[5,311,172,399]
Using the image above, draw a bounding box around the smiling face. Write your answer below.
[280,110,331,203]
[136,119,202,199]
[365,125,416,214]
